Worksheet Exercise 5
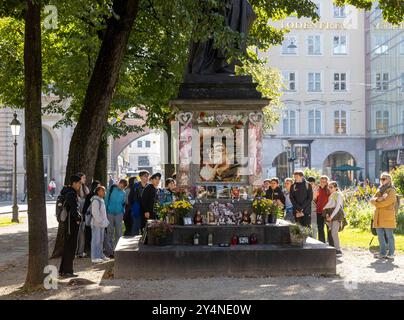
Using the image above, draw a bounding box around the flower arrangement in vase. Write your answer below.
[148,220,173,246]
[289,224,311,247]
[172,200,193,224]
[252,197,273,224]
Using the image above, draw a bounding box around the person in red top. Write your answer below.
[315,175,331,243]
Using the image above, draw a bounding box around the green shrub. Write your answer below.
[396,209,404,234]
[303,168,321,182]
[344,198,374,231]
[391,165,404,196]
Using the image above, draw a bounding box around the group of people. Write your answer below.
[58,170,170,278]
[263,170,398,259]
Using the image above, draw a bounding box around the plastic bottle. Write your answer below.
[208,233,213,246]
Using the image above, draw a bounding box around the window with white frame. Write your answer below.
[334,110,347,134]
[373,34,389,54]
[375,110,389,134]
[283,110,297,135]
[281,35,298,55]
[282,71,297,92]
[307,35,322,55]
[333,4,347,18]
[375,73,389,91]
[308,72,322,92]
[333,35,347,54]
[145,140,151,148]
[138,156,150,166]
[308,109,321,134]
[333,72,347,91]
[137,140,143,148]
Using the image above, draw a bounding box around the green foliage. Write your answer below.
[391,165,404,196]
[303,168,322,182]
[344,197,374,231]
[335,0,404,25]
[236,56,284,131]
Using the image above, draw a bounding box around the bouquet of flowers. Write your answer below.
[172,200,193,220]
[252,198,273,217]
[155,203,173,221]
[208,201,238,224]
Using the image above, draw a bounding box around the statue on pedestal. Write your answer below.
[187,0,256,75]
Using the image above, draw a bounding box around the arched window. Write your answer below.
[308,109,321,134]
[334,110,347,134]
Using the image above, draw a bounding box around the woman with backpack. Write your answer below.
[90,186,109,263]
[322,181,346,258]
[370,172,397,260]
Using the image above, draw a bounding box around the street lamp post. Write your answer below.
[10,112,21,223]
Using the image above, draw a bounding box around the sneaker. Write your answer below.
[374,253,387,259]
[385,255,395,260]
[59,273,78,278]
[91,259,104,263]
[336,250,343,257]
[102,256,110,261]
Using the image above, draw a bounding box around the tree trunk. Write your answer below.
[94,137,108,186]
[23,0,49,291]
[52,0,139,257]
[63,0,140,185]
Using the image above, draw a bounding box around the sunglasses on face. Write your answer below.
[381,178,387,181]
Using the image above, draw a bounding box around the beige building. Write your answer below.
[260,0,366,185]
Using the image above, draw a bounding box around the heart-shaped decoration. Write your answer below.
[216,114,226,126]
[177,112,193,126]
[248,112,264,125]
[228,114,237,124]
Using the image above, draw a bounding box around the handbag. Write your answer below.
[370,219,377,236]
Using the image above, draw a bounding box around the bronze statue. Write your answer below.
[187,0,256,75]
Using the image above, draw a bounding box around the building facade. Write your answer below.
[0,99,73,201]
[260,0,366,185]
[365,5,404,182]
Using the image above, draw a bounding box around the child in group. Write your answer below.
[90,186,109,263]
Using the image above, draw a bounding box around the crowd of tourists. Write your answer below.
[57,168,397,278]
[58,170,168,278]
[263,170,398,260]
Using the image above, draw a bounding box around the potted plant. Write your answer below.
[172,199,193,225]
[148,220,173,246]
[289,224,311,247]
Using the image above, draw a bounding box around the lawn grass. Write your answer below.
[339,227,404,253]
[0,216,24,227]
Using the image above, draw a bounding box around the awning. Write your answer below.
[331,164,363,171]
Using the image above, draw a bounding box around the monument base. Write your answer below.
[114,234,336,279]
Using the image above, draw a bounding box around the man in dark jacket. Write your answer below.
[59,174,82,278]
[265,177,286,206]
[290,170,313,227]
[128,170,149,235]
[141,173,162,231]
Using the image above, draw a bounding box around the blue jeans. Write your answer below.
[284,207,295,223]
[104,214,123,256]
[376,228,395,256]
[91,226,105,260]
[131,215,141,236]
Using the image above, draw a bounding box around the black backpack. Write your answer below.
[55,192,68,223]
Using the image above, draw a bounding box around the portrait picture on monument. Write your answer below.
[199,128,246,182]
[207,186,217,199]
[217,185,231,199]
[196,185,208,199]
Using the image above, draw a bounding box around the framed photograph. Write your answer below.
[217,185,230,199]
[207,186,217,199]
[238,236,249,245]
[183,217,193,225]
